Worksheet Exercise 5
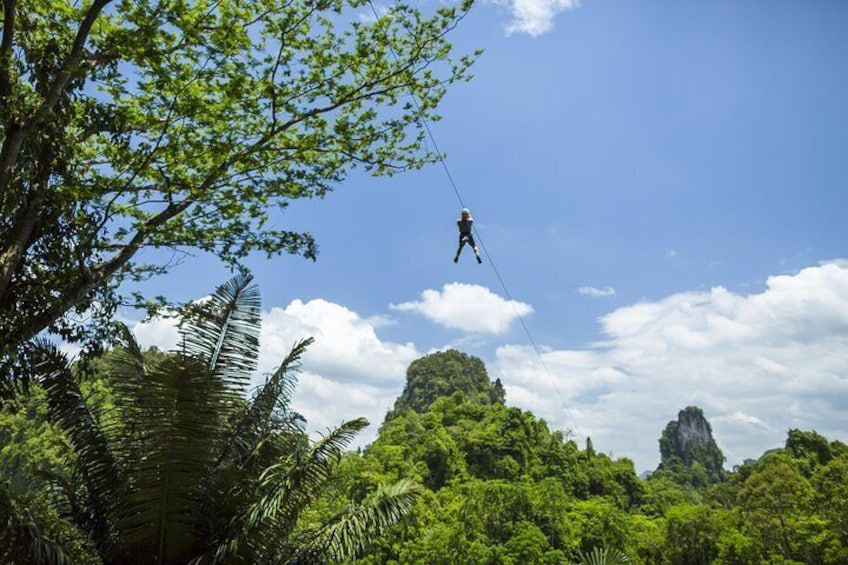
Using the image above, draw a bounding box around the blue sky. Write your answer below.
[122,0,848,472]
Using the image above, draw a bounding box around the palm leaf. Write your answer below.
[218,337,313,469]
[286,479,423,564]
[218,418,370,562]
[0,351,28,399]
[245,337,312,434]
[114,354,231,562]
[36,340,123,556]
[180,272,261,393]
[99,324,150,466]
[575,547,631,565]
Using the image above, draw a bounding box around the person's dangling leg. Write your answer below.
[454,237,466,262]
[467,235,482,263]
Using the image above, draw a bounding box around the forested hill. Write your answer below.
[387,349,506,418]
[2,345,847,563]
[322,350,848,565]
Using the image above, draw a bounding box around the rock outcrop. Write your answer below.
[656,406,725,485]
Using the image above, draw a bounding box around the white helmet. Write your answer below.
[461,208,470,214]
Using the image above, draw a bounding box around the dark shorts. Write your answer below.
[459,232,476,247]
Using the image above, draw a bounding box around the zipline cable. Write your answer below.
[365,0,577,433]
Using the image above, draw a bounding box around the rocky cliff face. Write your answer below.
[662,406,713,459]
[657,406,725,485]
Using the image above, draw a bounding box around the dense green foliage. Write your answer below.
[300,354,848,565]
[3,343,847,563]
[0,0,475,356]
[0,275,419,564]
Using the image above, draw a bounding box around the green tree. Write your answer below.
[0,381,99,563]
[785,429,837,476]
[563,498,630,557]
[9,274,419,563]
[662,503,722,565]
[639,477,700,517]
[626,514,666,565]
[812,453,848,563]
[738,456,818,563]
[0,0,475,356]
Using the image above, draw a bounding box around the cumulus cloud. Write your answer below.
[390,282,533,334]
[127,315,181,351]
[490,262,848,472]
[501,0,581,37]
[258,299,418,385]
[578,285,616,298]
[254,299,419,443]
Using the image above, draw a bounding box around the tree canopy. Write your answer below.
[0,0,476,355]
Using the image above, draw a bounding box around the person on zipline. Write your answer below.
[454,208,482,264]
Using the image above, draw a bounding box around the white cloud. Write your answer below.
[490,262,848,472]
[126,315,181,351]
[501,0,581,37]
[390,282,533,334]
[578,285,616,298]
[258,299,418,385]
[256,300,418,445]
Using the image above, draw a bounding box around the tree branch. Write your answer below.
[0,0,15,107]
[39,0,113,113]
[0,144,52,299]
[10,196,193,348]
[9,127,253,347]
[0,0,113,202]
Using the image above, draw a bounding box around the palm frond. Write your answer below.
[218,418,369,562]
[0,340,42,398]
[100,324,150,464]
[0,485,73,565]
[286,480,423,564]
[114,354,230,562]
[36,340,121,554]
[180,273,261,393]
[575,547,631,565]
[246,337,312,431]
[218,338,313,469]
[253,417,370,527]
